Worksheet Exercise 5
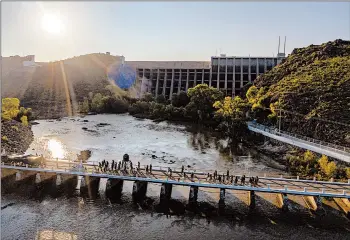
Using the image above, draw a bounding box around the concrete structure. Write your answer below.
[131,53,285,100]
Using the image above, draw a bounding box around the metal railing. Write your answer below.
[3,161,350,185]
[248,121,350,154]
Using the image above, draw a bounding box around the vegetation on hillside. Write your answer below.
[249,39,350,147]
[287,150,350,181]
[2,98,33,125]
[1,98,34,154]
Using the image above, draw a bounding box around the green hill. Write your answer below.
[251,39,350,147]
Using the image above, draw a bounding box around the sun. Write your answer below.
[41,13,63,35]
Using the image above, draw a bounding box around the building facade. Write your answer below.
[133,54,285,99]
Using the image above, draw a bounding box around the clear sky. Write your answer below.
[1,1,349,62]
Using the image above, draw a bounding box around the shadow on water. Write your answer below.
[2,172,350,234]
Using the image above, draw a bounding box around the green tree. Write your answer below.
[346,168,350,179]
[2,98,20,120]
[318,155,337,179]
[172,91,190,107]
[213,96,250,137]
[187,84,224,120]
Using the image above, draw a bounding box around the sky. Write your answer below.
[1,2,349,62]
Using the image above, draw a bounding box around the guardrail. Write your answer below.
[248,121,350,154]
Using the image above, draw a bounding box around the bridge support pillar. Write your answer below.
[80,176,100,199]
[333,198,350,219]
[218,188,226,213]
[106,179,124,201]
[35,173,41,184]
[188,186,198,208]
[56,174,62,186]
[277,193,289,212]
[132,181,148,202]
[160,183,173,205]
[248,190,256,209]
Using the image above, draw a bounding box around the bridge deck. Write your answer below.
[2,162,349,199]
[248,122,350,163]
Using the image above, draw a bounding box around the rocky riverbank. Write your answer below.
[1,120,34,154]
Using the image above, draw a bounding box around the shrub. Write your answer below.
[2,136,8,141]
[11,126,19,131]
[128,101,150,115]
[20,115,28,126]
[2,98,20,120]
[142,93,154,102]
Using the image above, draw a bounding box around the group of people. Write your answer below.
[96,154,154,175]
[206,171,259,186]
[96,154,260,187]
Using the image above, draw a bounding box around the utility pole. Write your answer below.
[278,108,282,133]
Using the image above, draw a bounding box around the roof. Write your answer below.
[126,61,210,69]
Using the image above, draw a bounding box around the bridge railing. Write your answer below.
[248,122,350,154]
[6,160,349,184]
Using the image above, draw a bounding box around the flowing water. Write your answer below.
[2,114,350,239]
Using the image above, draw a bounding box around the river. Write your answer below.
[1,114,349,239]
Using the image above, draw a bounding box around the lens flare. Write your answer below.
[47,139,65,159]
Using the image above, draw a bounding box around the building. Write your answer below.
[131,53,285,99]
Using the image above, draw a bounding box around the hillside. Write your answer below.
[2,53,134,119]
[252,39,350,147]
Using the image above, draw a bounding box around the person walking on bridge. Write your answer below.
[234,176,238,185]
[241,175,246,185]
[150,164,152,173]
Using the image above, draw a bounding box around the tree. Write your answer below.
[172,91,189,107]
[187,84,224,120]
[318,155,337,179]
[79,98,90,113]
[246,86,266,110]
[346,168,350,179]
[156,94,167,104]
[91,93,104,113]
[2,98,20,120]
[303,150,316,164]
[213,96,250,137]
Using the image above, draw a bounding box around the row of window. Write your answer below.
[212,58,277,66]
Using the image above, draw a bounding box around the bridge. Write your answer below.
[1,160,350,216]
[247,121,350,163]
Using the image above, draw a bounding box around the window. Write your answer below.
[219,58,226,66]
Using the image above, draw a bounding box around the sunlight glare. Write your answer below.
[47,139,65,159]
[41,13,63,35]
